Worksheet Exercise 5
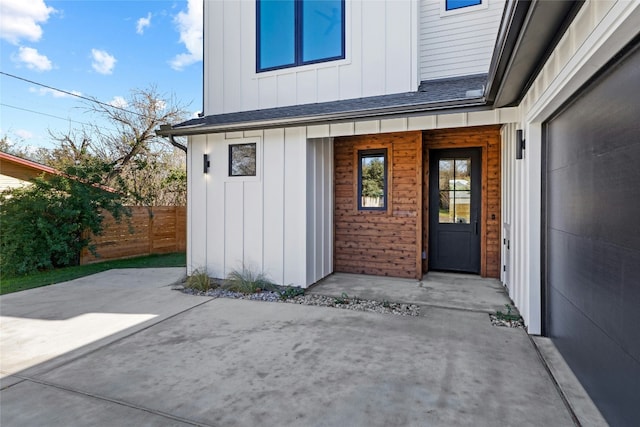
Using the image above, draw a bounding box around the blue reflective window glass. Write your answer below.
[302,0,344,63]
[257,0,344,72]
[446,0,482,11]
[258,0,295,70]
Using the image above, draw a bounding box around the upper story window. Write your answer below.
[257,0,345,72]
[445,0,482,11]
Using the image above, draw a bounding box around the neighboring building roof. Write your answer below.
[0,151,118,194]
[0,151,60,182]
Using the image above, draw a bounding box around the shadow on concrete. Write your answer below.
[308,271,513,314]
[0,268,593,427]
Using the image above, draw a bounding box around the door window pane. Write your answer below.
[258,0,295,70]
[302,0,343,63]
[455,190,471,223]
[359,150,387,210]
[439,157,472,223]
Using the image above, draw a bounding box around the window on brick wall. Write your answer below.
[257,0,345,72]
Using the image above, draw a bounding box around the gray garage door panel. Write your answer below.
[544,39,640,426]
[547,285,640,425]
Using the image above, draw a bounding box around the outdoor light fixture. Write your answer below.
[516,129,526,160]
[203,154,210,173]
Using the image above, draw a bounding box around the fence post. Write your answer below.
[148,207,154,255]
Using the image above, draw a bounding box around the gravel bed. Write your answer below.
[176,286,420,316]
[489,314,525,328]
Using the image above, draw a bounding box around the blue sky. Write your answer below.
[0,0,203,150]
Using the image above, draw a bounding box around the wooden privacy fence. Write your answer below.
[80,206,186,265]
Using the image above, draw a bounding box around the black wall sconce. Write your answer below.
[203,154,210,173]
[516,129,526,160]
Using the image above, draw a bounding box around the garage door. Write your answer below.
[543,40,640,426]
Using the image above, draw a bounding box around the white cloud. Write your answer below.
[109,96,128,108]
[136,12,151,35]
[13,46,52,71]
[170,0,202,71]
[91,49,116,75]
[14,129,33,140]
[0,0,55,44]
[29,86,82,98]
[153,99,167,111]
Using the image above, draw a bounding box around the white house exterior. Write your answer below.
[159,1,640,424]
[0,151,60,193]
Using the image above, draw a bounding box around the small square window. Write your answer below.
[358,149,387,211]
[445,0,482,11]
[229,143,257,176]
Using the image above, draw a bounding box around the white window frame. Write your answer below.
[224,137,262,182]
[440,0,488,17]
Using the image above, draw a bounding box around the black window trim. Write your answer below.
[357,148,388,211]
[256,0,346,73]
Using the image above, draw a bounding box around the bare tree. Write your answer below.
[44,86,189,206]
[87,86,188,182]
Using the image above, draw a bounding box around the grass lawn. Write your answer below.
[0,252,186,296]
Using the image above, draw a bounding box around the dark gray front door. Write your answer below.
[429,148,481,273]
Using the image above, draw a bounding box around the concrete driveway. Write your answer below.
[1,268,577,426]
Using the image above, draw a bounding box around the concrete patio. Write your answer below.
[308,271,513,314]
[0,268,604,426]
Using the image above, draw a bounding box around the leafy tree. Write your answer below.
[0,162,128,277]
[361,158,385,198]
[0,135,50,164]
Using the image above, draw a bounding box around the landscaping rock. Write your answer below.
[489,313,525,328]
[178,287,420,317]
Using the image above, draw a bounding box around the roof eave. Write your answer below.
[486,0,585,108]
[156,97,487,137]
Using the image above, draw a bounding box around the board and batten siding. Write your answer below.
[500,0,639,334]
[187,130,332,288]
[204,0,419,115]
[334,131,423,279]
[307,138,334,285]
[419,0,504,81]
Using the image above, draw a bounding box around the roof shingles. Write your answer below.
[169,74,488,133]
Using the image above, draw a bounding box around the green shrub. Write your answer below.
[0,163,128,277]
[224,266,275,294]
[334,292,350,305]
[184,269,212,292]
[279,285,305,300]
[495,304,522,322]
